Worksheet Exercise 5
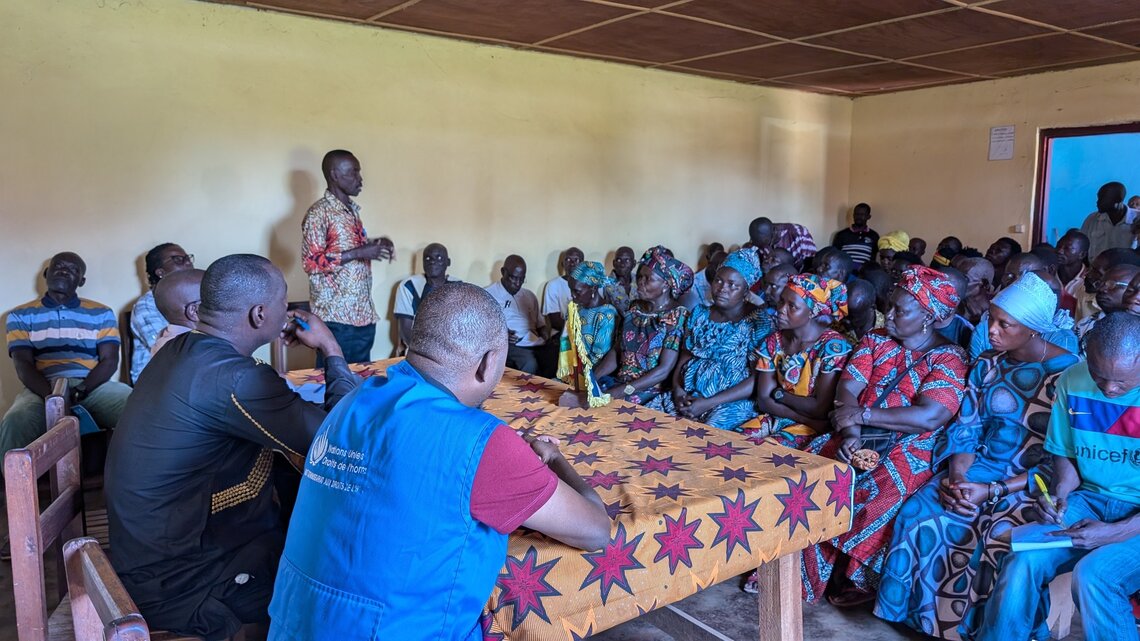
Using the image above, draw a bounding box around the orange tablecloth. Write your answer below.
[287,360,852,640]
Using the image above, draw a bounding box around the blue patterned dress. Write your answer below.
[647,304,773,430]
[578,304,618,365]
[874,351,1079,639]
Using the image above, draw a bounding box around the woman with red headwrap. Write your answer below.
[800,266,969,607]
[743,274,852,450]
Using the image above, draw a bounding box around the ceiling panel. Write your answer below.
[678,43,878,79]
[206,0,1140,96]
[911,33,1136,76]
[805,8,1051,59]
[545,12,772,63]
[665,0,949,40]
[377,0,634,44]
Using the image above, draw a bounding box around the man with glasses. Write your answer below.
[2,252,132,452]
[393,243,457,352]
[131,243,195,382]
[1077,260,1140,352]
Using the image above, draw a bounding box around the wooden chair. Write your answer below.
[4,404,84,641]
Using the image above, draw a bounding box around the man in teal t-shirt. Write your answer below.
[977,312,1140,641]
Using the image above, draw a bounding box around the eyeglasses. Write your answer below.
[164,254,194,266]
[1098,280,1131,292]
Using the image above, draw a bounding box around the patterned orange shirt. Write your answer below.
[302,190,377,326]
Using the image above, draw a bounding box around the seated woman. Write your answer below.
[874,273,1078,639]
[568,261,619,365]
[801,266,969,606]
[594,246,693,405]
[648,249,774,430]
[744,274,852,450]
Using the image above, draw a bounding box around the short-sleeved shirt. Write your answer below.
[1081,209,1137,259]
[680,269,713,310]
[843,329,968,414]
[773,223,818,265]
[1045,360,1140,505]
[6,295,120,380]
[542,277,572,320]
[470,426,558,533]
[130,290,166,383]
[302,190,377,327]
[833,227,879,267]
[393,275,458,319]
[485,281,545,347]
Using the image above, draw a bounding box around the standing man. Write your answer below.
[131,243,195,382]
[2,252,132,452]
[976,313,1140,641]
[1081,181,1135,258]
[394,243,456,350]
[302,149,394,363]
[106,254,358,640]
[833,203,879,270]
[486,255,547,374]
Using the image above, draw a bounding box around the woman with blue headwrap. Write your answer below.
[875,272,1079,639]
[567,261,618,364]
[646,249,774,430]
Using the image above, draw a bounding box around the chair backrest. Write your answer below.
[119,309,134,384]
[65,537,151,641]
[4,411,84,641]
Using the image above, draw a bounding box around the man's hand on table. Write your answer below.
[521,432,564,465]
[283,310,344,360]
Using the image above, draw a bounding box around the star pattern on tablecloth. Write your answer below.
[715,466,756,483]
[691,440,747,461]
[775,470,821,536]
[568,415,597,425]
[518,395,543,404]
[509,408,548,423]
[519,381,550,393]
[635,437,662,451]
[627,454,687,477]
[709,489,762,561]
[646,482,690,501]
[683,426,711,440]
[496,546,562,627]
[765,452,802,468]
[825,465,853,516]
[568,624,595,641]
[585,470,627,490]
[479,610,505,641]
[580,523,646,605]
[615,405,641,415]
[621,417,662,433]
[604,499,631,519]
[653,507,704,574]
[566,429,607,447]
[299,372,326,383]
[570,451,602,466]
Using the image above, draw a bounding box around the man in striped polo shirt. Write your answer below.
[2,252,131,452]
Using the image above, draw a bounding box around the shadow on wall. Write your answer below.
[269,149,321,298]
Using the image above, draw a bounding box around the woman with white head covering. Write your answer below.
[875,272,1080,639]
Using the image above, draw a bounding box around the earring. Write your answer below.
[922,323,929,335]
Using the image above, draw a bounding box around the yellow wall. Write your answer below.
[850,60,1140,252]
[0,0,853,407]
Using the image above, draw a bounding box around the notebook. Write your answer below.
[1009,523,1073,552]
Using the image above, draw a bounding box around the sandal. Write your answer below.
[827,587,874,608]
[742,570,759,594]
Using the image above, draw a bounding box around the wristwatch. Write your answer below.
[771,389,785,403]
[623,384,636,397]
[861,407,873,425]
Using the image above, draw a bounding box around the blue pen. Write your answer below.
[293,316,310,331]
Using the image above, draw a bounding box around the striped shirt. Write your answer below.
[6,295,120,379]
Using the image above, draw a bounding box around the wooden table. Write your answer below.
[287,361,852,641]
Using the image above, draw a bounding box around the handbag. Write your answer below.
[857,345,958,459]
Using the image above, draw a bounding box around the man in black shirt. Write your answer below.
[106,254,358,640]
[833,202,879,270]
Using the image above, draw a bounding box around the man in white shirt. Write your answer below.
[681,249,726,310]
[542,247,583,335]
[486,255,547,374]
[1080,181,1137,258]
[394,243,457,350]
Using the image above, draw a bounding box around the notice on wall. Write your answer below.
[988,125,1015,161]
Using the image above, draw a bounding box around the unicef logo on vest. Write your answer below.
[309,431,330,467]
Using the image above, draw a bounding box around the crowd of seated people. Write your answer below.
[3,165,1140,641]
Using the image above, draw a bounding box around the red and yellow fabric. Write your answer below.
[557,302,612,408]
[287,360,853,640]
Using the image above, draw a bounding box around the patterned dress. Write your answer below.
[874,352,1078,639]
[603,276,638,315]
[801,329,968,602]
[613,306,689,405]
[648,304,774,431]
[743,329,852,449]
[301,190,377,326]
[578,304,618,365]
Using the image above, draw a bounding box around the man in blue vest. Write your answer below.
[268,282,611,641]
